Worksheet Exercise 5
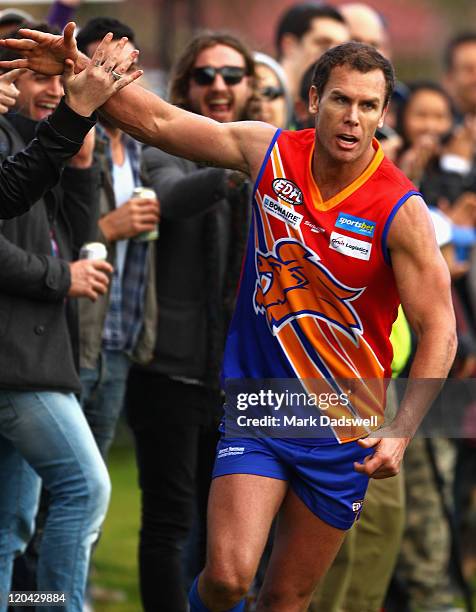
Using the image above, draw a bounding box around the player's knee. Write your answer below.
[203,566,252,602]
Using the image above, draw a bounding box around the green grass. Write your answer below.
[91,443,141,612]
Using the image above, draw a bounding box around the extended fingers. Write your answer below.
[17,28,50,43]
[0,59,29,71]
[1,68,27,83]
[63,22,77,45]
[112,48,140,77]
[0,38,38,51]
[90,32,114,67]
[102,37,128,73]
[114,68,143,92]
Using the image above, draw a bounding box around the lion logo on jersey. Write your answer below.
[253,239,365,341]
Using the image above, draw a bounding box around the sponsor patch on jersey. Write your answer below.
[263,195,303,229]
[335,213,376,238]
[217,446,245,458]
[329,231,372,261]
[304,220,325,234]
[272,178,303,205]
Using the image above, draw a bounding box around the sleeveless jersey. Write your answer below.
[223,128,419,442]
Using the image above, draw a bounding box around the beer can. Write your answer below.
[79,242,108,261]
[132,187,159,242]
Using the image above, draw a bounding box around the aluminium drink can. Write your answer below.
[132,187,159,242]
[79,242,108,261]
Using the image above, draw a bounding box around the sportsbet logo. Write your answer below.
[335,213,376,238]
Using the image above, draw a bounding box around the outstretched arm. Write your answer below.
[0,32,141,219]
[0,23,276,177]
[101,83,275,175]
[355,195,457,478]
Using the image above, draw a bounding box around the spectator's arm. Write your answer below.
[0,98,95,219]
[143,146,228,220]
[0,234,70,300]
[61,160,101,258]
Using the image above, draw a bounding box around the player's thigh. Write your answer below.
[258,488,346,606]
[205,473,288,582]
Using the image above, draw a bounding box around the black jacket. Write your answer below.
[0,100,99,393]
[0,99,96,219]
[138,146,250,387]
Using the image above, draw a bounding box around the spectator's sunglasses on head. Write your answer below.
[259,86,284,100]
[191,66,247,86]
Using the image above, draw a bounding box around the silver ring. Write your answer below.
[111,70,122,81]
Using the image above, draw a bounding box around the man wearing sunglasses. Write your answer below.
[0,27,457,612]
[184,41,253,123]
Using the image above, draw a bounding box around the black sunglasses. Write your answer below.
[259,86,285,101]
[191,66,247,86]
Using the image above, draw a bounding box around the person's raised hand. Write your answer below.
[0,21,79,76]
[62,34,142,117]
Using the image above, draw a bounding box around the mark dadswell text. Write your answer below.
[236,415,379,428]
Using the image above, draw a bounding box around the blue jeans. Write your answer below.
[0,391,111,612]
[80,350,131,460]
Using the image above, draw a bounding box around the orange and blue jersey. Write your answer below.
[222,128,419,442]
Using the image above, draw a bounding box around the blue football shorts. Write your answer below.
[212,436,373,530]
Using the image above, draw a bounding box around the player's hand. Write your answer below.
[353,431,410,479]
[68,258,113,301]
[63,35,141,117]
[0,21,79,76]
[98,196,160,242]
[0,69,26,113]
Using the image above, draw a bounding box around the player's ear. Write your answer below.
[377,104,388,129]
[309,85,319,115]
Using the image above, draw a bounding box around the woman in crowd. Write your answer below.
[247,51,293,129]
[395,81,454,186]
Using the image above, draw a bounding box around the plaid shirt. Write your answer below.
[98,125,149,353]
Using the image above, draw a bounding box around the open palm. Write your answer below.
[0,22,79,76]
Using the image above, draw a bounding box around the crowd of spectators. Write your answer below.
[0,1,474,611]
